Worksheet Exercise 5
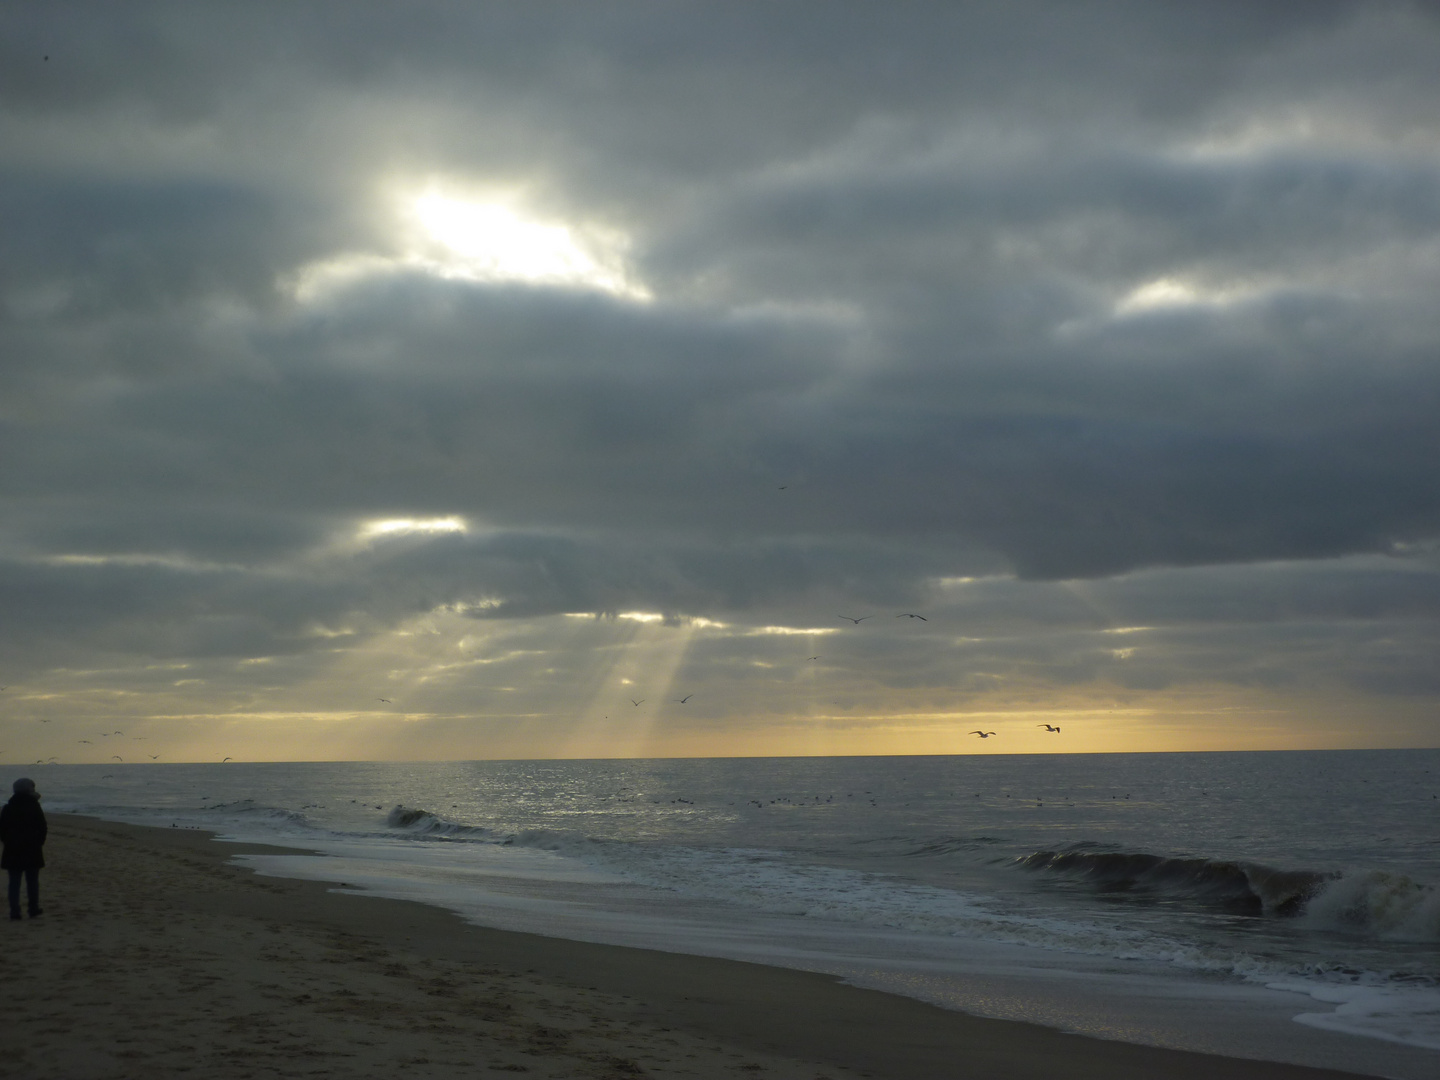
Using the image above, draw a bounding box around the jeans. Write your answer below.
[7,867,39,914]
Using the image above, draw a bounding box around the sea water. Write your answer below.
[37,750,1440,1077]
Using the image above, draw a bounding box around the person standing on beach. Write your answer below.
[1,778,47,920]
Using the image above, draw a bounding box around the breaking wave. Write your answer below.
[201,800,313,829]
[383,810,610,859]
[1301,870,1440,942]
[1018,848,1334,916]
[1019,848,1440,940]
[385,804,492,839]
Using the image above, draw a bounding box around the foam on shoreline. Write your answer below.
[5,813,1409,1080]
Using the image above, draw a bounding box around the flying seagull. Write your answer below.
[630,698,644,706]
[676,695,693,704]
[1037,724,1061,732]
[378,698,392,703]
[806,656,820,661]
[112,755,123,761]
[149,754,160,760]
[221,757,233,763]
[838,615,871,624]
[895,613,927,620]
[969,731,997,738]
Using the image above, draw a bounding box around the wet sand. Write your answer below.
[0,814,1383,1080]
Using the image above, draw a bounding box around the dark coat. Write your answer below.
[0,792,47,870]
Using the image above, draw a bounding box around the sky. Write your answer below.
[3,1,1440,763]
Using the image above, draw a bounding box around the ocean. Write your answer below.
[35,749,1440,1077]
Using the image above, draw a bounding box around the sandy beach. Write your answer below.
[0,814,1384,1080]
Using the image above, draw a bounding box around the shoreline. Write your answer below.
[0,813,1397,1079]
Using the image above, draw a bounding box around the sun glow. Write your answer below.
[360,517,468,539]
[289,188,649,303]
[409,192,647,299]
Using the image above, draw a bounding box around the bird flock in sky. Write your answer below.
[588,610,1068,745]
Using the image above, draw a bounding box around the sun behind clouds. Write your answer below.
[289,186,649,302]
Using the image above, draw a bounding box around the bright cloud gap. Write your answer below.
[360,517,468,539]
[1114,276,1261,315]
[290,190,649,302]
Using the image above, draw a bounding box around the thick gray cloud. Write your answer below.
[2,1,1439,753]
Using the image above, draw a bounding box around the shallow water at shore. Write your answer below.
[37,749,1440,1066]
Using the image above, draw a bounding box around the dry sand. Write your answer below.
[0,814,1382,1080]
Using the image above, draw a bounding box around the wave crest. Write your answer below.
[203,800,312,828]
[1018,848,1332,917]
[385,804,490,839]
[899,836,1009,857]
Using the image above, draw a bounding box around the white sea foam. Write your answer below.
[1300,870,1440,941]
[1269,980,1440,1051]
[232,839,1440,1080]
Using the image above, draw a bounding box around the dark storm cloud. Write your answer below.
[11,268,1439,580]
[1,176,283,304]
[3,0,1439,714]
[914,558,1440,697]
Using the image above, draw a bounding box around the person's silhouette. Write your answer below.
[1,777,47,919]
